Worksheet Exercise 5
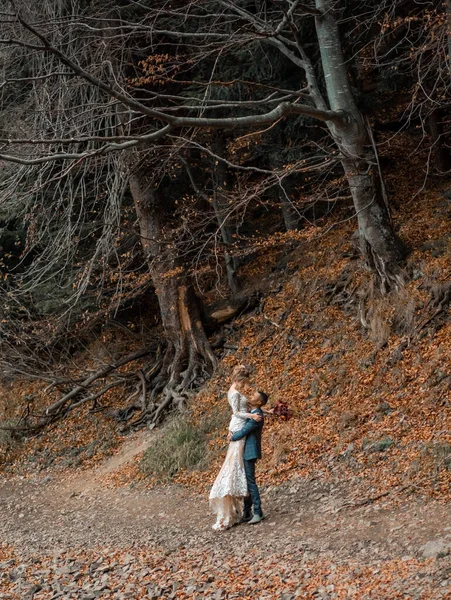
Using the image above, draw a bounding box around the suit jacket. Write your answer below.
[230,407,264,461]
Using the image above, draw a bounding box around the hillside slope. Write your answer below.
[2,155,451,599]
[175,181,451,504]
[3,171,451,505]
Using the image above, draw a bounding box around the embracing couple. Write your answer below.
[209,364,267,531]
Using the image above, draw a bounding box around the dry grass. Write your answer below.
[421,441,451,474]
[0,419,22,461]
[140,416,207,480]
[140,409,229,481]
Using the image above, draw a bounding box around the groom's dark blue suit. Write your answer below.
[230,407,264,517]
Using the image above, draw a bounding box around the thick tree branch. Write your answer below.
[133,82,310,103]
[295,3,323,16]
[0,10,344,146]
[44,348,151,416]
[0,126,172,164]
[0,95,342,164]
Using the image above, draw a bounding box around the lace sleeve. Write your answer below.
[230,390,248,419]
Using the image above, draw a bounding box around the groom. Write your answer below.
[229,390,268,524]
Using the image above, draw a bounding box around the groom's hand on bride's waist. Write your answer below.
[227,431,233,441]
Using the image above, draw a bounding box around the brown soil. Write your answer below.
[1,431,451,599]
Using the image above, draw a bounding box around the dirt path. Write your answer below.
[2,468,451,560]
[1,432,451,599]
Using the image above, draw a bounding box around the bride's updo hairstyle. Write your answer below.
[231,364,250,382]
[231,364,252,396]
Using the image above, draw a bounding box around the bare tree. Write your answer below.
[0,0,418,424]
[129,163,217,413]
[362,0,451,176]
[0,1,409,284]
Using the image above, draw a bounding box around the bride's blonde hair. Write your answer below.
[231,364,253,396]
[231,364,249,381]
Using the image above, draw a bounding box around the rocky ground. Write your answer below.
[2,433,451,599]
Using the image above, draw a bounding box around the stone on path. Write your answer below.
[420,539,450,559]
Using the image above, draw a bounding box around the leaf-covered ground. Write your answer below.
[2,460,451,599]
[170,179,451,506]
[3,138,451,597]
[5,180,451,506]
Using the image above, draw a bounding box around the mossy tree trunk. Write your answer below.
[315,0,408,290]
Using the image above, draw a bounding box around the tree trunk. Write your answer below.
[428,109,450,174]
[340,144,407,291]
[447,0,451,72]
[211,138,240,293]
[279,187,300,231]
[129,169,216,416]
[315,0,408,290]
[268,151,300,231]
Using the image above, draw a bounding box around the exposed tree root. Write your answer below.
[324,269,360,311]
[415,281,451,334]
[125,340,216,430]
[363,236,407,295]
[0,332,219,437]
[44,348,151,417]
[343,483,417,510]
[1,290,260,437]
[0,348,153,435]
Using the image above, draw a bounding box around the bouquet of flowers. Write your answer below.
[271,399,292,420]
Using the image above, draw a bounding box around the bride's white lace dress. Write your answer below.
[209,388,249,530]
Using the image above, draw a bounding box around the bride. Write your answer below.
[209,364,262,530]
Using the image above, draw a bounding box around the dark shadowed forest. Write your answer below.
[2,2,451,599]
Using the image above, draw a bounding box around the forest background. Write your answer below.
[1,0,451,508]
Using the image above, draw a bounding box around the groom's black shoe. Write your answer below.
[240,512,252,523]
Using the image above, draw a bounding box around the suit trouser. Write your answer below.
[244,459,262,516]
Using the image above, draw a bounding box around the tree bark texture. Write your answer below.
[211,138,240,293]
[428,109,450,174]
[279,187,300,232]
[129,169,216,412]
[315,0,408,290]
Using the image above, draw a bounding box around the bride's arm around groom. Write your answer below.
[229,391,268,524]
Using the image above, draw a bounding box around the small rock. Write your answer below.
[376,401,394,415]
[96,565,113,574]
[55,566,73,576]
[24,584,42,598]
[421,539,450,559]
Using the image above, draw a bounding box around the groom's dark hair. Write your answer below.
[258,391,268,406]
